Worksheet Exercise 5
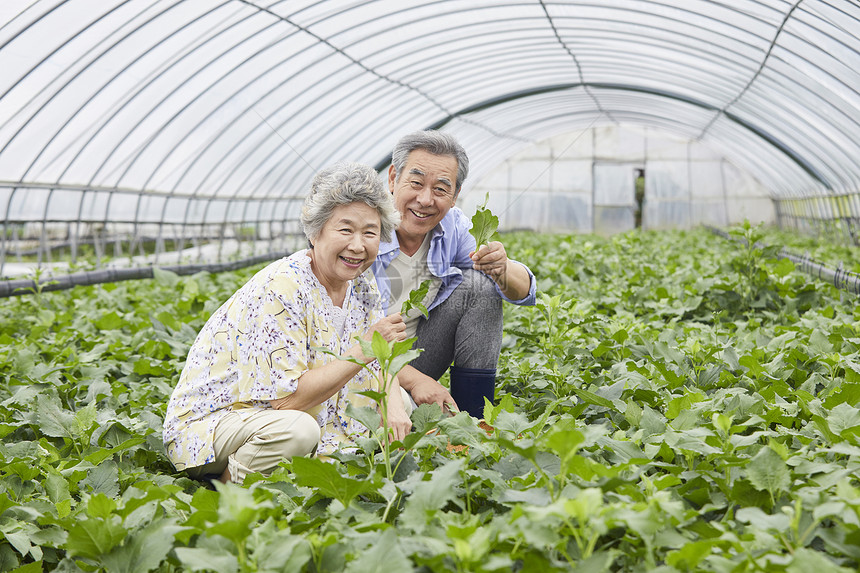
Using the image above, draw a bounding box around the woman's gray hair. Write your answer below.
[391,130,469,195]
[301,162,399,242]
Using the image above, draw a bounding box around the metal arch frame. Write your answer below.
[3,0,809,196]
[695,2,860,191]
[237,76,400,199]
[254,77,434,200]
[525,95,825,197]
[186,52,359,200]
[233,0,760,197]
[96,17,297,189]
[737,73,858,191]
[166,62,404,240]
[55,4,256,185]
[0,0,133,105]
[441,59,737,109]
[339,7,763,95]
[261,91,431,201]
[801,1,860,41]
[324,3,783,138]
[0,1,177,162]
[701,118,816,198]
[20,3,239,187]
[57,8,278,258]
[0,0,144,257]
[1,0,852,251]
[151,28,322,224]
[0,1,233,263]
[460,86,828,194]
[541,2,773,51]
[111,22,315,241]
[743,60,860,157]
[171,18,559,202]
[44,3,244,261]
[255,0,777,192]
[105,6,531,229]
[698,1,800,138]
[180,54,363,235]
[368,82,830,190]
[109,0,852,203]
[538,0,614,123]
[131,16,303,252]
[396,35,753,97]
[241,1,455,114]
[9,6,313,258]
[163,36,322,196]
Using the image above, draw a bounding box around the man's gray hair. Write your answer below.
[391,130,469,194]
[301,162,399,242]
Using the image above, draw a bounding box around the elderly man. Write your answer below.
[371,130,537,418]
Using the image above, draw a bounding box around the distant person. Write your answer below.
[164,162,410,484]
[371,130,537,418]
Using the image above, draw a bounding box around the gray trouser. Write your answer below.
[410,269,504,379]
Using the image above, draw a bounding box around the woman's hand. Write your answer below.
[386,399,412,443]
[348,313,407,364]
[364,313,407,343]
[385,379,413,442]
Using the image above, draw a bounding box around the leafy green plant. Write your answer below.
[2,228,860,571]
[400,279,431,319]
[470,193,500,249]
[320,332,421,482]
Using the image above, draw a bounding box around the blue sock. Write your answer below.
[449,366,495,418]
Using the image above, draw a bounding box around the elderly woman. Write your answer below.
[163,162,410,484]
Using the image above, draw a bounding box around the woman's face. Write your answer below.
[311,202,381,293]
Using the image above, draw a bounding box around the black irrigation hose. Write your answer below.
[707,226,860,296]
[0,250,290,298]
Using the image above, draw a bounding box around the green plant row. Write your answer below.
[756,225,860,273]
[0,225,859,572]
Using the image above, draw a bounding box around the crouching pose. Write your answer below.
[372,130,537,418]
[163,162,410,484]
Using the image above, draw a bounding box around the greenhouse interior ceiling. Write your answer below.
[0,0,858,280]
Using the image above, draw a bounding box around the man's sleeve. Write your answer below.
[498,259,537,306]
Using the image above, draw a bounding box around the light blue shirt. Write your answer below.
[371,207,537,313]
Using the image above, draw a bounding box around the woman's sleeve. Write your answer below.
[235,274,311,402]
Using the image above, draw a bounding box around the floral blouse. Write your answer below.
[163,250,382,470]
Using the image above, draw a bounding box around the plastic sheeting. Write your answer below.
[465,126,775,234]
[0,0,858,276]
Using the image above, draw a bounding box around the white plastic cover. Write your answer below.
[0,0,857,273]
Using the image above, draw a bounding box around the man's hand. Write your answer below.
[470,241,531,301]
[470,241,508,282]
[401,367,458,414]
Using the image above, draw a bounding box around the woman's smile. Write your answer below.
[310,201,382,305]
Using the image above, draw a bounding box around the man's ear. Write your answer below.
[387,165,397,193]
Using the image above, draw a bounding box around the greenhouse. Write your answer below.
[1,0,859,571]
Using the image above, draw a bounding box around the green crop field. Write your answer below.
[1,225,859,572]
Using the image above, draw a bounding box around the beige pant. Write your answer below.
[186,408,321,484]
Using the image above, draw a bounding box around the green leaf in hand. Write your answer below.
[401,279,432,318]
[470,192,500,250]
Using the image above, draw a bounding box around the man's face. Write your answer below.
[389,148,458,244]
